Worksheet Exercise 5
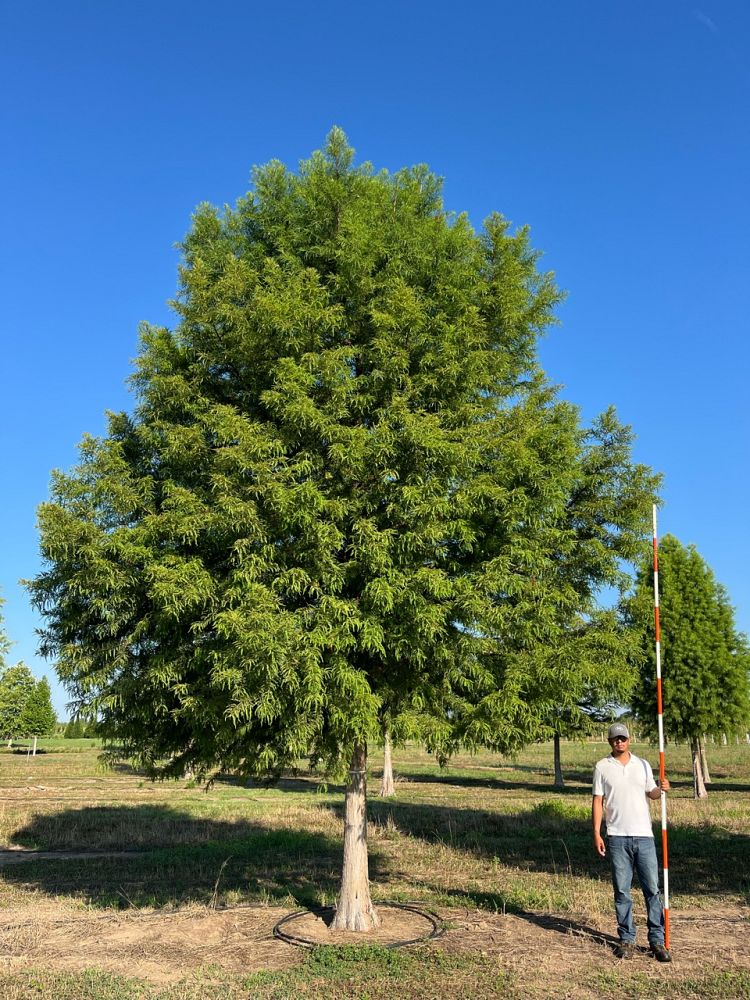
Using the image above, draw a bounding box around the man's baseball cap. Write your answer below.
[608,723,630,740]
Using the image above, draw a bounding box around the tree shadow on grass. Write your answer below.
[0,804,363,911]
[437,885,619,945]
[387,770,592,796]
[361,797,750,900]
[105,761,338,795]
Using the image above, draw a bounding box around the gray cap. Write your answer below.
[608,723,630,740]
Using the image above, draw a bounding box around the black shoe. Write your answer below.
[614,942,635,959]
[650,943,672,963]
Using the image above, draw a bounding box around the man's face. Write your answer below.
[609,735,630,755]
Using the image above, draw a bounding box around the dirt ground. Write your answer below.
[1,896,748,988]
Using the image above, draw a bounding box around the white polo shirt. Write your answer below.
[592,753,657,837]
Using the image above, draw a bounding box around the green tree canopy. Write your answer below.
[18,677,57,737]
[0,662,36,740]
[628,534,750,795]
[536,410,661,783]
[64,718,85,739]
[28,130,655,927]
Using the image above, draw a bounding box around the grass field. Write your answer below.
[1,738,749,998]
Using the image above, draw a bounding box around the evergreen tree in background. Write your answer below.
[0,597,11,668]
[28,130,657,928]
[64,718,85,739]
[0,662,36,742]
[18,677,57,737]
[0,601,57,741]
[628,535,750,798]
[539,410,660,786]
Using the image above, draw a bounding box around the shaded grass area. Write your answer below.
[2,741,750,913]
[2,826,344,911]
[6,792,749,911]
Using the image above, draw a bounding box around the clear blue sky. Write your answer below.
[1,2,748,718]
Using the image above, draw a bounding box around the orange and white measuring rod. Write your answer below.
[652,503,670,949]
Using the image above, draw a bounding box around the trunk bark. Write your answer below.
[553,733,564,787]
[691,737,708,799]
[331,743,380,931]
[379,730,395,797]
[699,738,712,784]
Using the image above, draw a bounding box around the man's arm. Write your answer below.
[592,794,606,857]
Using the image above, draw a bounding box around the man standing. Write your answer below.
[592,722,672,962]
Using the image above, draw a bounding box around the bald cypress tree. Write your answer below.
[29,130,631,929]
[540,410,660,785]
[628,535,750,798]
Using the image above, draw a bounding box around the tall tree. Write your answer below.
[0,600,34,743]
[538,411,661,786]
[0,662,36,742]
[18,677,57,737]
[28,130,633,929]
[628,535,750,798]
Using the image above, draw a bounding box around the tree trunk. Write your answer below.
[691,737,708,799]
[699,738,711,784]
[331,743,380,931]
[553,733,564,787]
[379,730,395,798]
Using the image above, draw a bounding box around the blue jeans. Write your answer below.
[608,836,665,945]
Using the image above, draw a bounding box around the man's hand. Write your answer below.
[594,833,606,858]
[649,777,670,799]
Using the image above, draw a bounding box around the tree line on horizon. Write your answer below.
[18,130,749,930]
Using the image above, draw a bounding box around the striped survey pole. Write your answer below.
[652,503,670,948]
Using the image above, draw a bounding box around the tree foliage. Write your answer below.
[628,535,749,787]
[64,718,85,739]
[27,131,660,919]
[0,597,11,667]
[28,130,597,775]
[18,677,57,736]
[538,411,660,778]
[0,662,36,739]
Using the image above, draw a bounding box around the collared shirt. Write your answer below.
[592,753,657,837]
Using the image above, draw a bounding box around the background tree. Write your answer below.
[0,596,11,668]
[0,662,36,743]
[628,535,750,798]
[28,130,646,930]
[64,718,85,739]
[18,677,57,737]
[537,411,661,786]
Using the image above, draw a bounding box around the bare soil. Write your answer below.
[1,898,747,987]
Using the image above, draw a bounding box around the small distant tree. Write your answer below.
[0,662,36,743]
[18,677,57,737]
[64,718,85,739]
[628,535,750,798]
[0,597,11,667]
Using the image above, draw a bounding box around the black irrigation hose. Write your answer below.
[273,901,443,949]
